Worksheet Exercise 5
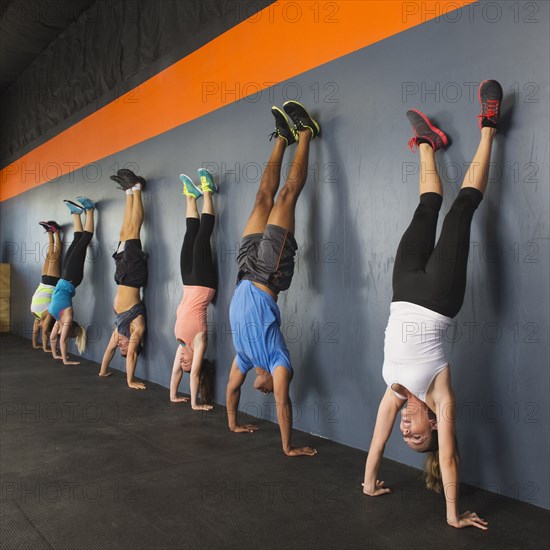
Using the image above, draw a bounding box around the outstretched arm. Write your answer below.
[32,319,41,348]
[41,314,53,352]
[272,366,316,457]
[126,323,146,390]
[99,329,118,377]
[434,378,488,530]
[170,346,188,402]
[55,309,79,365]
[50,321,60,357]
[190,336,212,411]
[363,387,403,496]
[226,357,258,433]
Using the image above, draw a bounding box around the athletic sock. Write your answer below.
[416,137,432,147]
[125,188,133,195]
[132,183,143,191]
[481,118,498,129]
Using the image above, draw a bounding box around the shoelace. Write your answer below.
[479,99,500,120]
[408,137,419,152]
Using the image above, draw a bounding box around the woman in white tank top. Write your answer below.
[362,81,503,531]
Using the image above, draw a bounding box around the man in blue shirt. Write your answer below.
[226,101,320,457]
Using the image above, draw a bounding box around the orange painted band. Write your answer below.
[0,1,476,202]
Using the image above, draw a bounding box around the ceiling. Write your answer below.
[0,0,96,95]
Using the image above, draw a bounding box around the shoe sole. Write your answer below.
[408,109,448,147]
[282,100,320,136]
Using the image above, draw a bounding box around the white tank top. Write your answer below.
[382,301,453,402]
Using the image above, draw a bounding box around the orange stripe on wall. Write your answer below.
[0,0,476,202]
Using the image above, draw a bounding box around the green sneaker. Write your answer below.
[197,168,218,194]
[180,174,203,198]
[283,101,320,139]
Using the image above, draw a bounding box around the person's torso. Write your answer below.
[229,280,286,368]
[48,279,75,319]
[114,285,142,314]
[31,283,55,318]
[174,285,215,345]
[383,301,452,401]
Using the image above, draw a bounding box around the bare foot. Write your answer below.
[192,404,214,411]
[170,396,190,403]
[99,372,113,378]
[128,381,146,390]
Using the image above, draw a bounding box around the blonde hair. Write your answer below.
[75,324,87,354]
[423,434,460,494]
[424,450,443,493]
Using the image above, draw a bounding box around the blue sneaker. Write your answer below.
[180,174,203,198]
[63,200,84,215]
[197,168,218,194]
[76,196,96,211]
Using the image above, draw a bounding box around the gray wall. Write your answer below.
[1,1,549,509]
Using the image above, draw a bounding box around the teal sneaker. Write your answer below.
[63,200,84,215]
[180,174,203,198]
[197,168,218,194]
[76,196,96,211]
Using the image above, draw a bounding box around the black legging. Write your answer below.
[61,231,93,287]
[392,188,483,318]
[180,215,217,290]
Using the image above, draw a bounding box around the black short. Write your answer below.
[237,224,298,295]
[113,239,148,288]
[42,275,60,286]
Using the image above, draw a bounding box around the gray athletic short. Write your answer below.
[237,224,298,295]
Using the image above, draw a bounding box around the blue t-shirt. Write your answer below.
[48,279,76,320]
[229,280,292,376]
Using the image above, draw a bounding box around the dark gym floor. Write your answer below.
[1,334,548,550]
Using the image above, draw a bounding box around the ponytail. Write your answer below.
[75,324,87,354]
[424,450,443,493]
[199,359,214,403]
[423,432,460,493]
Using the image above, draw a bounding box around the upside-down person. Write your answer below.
[99,169,148,389]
